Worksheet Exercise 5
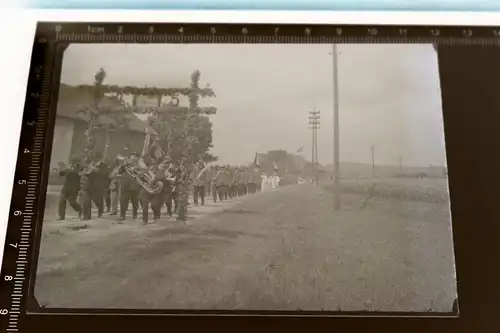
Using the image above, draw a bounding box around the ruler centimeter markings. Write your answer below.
[0,32,50,332]
[42,23,500,44]
[53,33,500,44]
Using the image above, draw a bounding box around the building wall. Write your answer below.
[50,117,75,169]
[69,121,145,162]
[47,117,145,186]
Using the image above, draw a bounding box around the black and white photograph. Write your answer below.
[34,42,457,313]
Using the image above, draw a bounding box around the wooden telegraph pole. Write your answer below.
[309,109,320,184]
[332,44,341,209]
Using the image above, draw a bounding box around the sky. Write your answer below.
[60,43,447,167]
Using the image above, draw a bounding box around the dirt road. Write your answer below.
[34,183,456,312]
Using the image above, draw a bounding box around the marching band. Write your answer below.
[56,149,264,225]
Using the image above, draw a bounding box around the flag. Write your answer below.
[297,146,304,153]
[273,162,278,171]
[253,152,260,167]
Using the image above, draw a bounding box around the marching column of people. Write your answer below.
[56,151,266,224]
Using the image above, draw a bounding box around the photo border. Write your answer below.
[1,22,499,333]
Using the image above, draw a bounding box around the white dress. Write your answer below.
[261,175,268,191]
[271,176,278,190]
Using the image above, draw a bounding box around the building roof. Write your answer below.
[56,84,147,133]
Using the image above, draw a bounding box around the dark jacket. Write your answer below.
[214,170,230,186]
[238,170,247,185]
[84,163,110,193]
[96,163,111,191]
[117,165,141,192]
[249,170,261,183]
[60,166,81,194]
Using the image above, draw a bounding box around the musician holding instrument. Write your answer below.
[116,152,141,222]
[160,159,176,217]
[57,157,82,220]
[80,152,106,220]
[138,159,166,225]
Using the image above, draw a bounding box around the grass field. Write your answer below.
[330,177,450,204]
[34,179,457,312]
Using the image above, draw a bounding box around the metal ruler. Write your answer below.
[47,23,500,44]
[0,21,494,332]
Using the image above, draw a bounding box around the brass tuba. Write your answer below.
[116,155,164,194]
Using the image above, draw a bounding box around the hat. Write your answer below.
[129,152,139,157]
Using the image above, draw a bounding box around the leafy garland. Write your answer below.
[77,68,217,221]
[78,68,112,164]
[173,70,203,219]
[76,84,216,99]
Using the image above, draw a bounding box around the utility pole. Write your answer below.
[309,109,320,184]
[332,44,341,209]
[371,145,376,178]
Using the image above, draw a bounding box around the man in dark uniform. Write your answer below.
[254,167,262,193]
[229,167,239,198]
[80,152,105,220]
[192,160,209,206]
[97,159,112,214]
[138,162,165,225]
[214,166,230,202]
[160,160,175,217]
[246,167,256,194]
[57,157,82,220]
[238,167,247,196]
[233,167,240,197]
[116,152,141,222]
[224,166,232,200]
[245,167,251,195]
